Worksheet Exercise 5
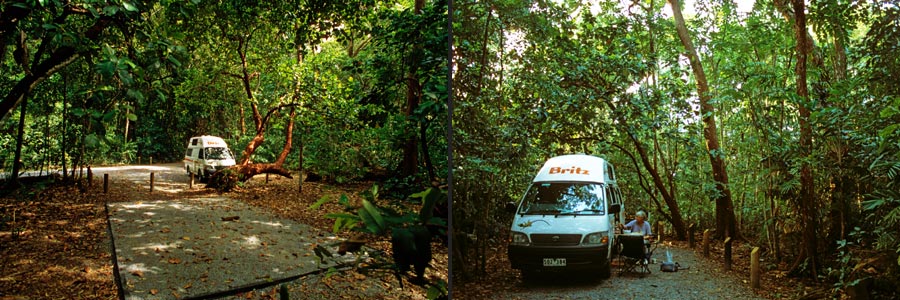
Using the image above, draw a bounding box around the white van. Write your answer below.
[506,154,624,279]
[183,136,236,179]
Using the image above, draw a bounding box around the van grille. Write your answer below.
[530,234,582,246]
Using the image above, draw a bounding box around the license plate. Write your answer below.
[543,258,566,267]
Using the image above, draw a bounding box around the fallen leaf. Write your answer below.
[168,258,182,264]
[150,289,158,295]
[183,281,193,289]
[182,236,191,240]
[130,270,144,277]
[160,228,171,233]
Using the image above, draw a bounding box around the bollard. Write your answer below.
[266,173,270,184]
[703,229,711,257]
[104,174,109,193]
[190,173,194,189]
[138,156,141,164]
[149,157,153,165]
[724,237,733,271]
[751,247,760,289]
[150,172,155,193]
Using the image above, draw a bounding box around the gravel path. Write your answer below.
[101,164,373,299]
[457,241,768,300]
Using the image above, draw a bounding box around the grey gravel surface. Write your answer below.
[488,244,768,300]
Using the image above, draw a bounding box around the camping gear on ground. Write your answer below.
[661,248,678,272]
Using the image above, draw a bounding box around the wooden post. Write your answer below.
[149,157,153,165]
[703,229,711,257]
[150,172,155,193]
[266,173,270,184]
[655,221,663,240]
[103,174,109,194]
[138,156,141,164]
[724,237,733,271]
[298,132,304,194]
[751,247,760,289]
[87,166,93,188]
[688,223,696,248]
[189,173,194,189]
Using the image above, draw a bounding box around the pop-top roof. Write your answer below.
[532,154,615,183]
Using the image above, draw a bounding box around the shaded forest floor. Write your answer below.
[453,237,835,299]
[0,168,446,299]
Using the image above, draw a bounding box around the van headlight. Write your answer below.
[509,232,530,246]
[583,232,609,246]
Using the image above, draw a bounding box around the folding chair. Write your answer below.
[617,235,652,276]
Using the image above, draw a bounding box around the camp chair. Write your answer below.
[617,235,652,276]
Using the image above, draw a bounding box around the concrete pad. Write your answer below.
[109,195,357,299]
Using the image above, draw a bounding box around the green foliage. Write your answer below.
[425,279,448,300]
[321,184,445,237]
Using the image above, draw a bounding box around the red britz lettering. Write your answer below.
[548,166,590,175]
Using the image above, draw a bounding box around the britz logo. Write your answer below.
[548,166,590,175]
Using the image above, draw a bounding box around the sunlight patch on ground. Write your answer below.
[121,262,162,275]
[121,203,160,210]
[131,242,182,252]
[250,220,290,228]
[166,202,200,211]
[241,235,261,249]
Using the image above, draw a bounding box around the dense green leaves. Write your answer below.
[452,0,900,291]
[2,0,447,189]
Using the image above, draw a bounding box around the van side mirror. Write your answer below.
[609,203,621,214]
[506,202,518,213]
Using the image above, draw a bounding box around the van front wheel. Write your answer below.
[598,261,611,279]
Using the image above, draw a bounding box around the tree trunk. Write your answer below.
[7,93,28,188]
[420,120,436,182]
[626,128,688,240]
[605,99,687,239]
[398,0,425,179]
[791,0,819,279]
[668,0,737,240]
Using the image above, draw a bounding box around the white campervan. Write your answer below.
[183,136,236,179]
[507,154,625,279]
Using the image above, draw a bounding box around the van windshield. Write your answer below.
[518,182,606,215]
[206,147,233,160]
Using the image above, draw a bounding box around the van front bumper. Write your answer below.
[508,244,609,271]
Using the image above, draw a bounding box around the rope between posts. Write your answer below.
[104,195,127,300]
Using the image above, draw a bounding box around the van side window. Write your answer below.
[614,188,623,205]
[605,186,614,204]
[191,139,198,146]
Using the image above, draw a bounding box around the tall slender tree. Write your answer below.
[668,0,737,239]
[790,0,819,278]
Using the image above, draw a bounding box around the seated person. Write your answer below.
[619,210,653,238]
